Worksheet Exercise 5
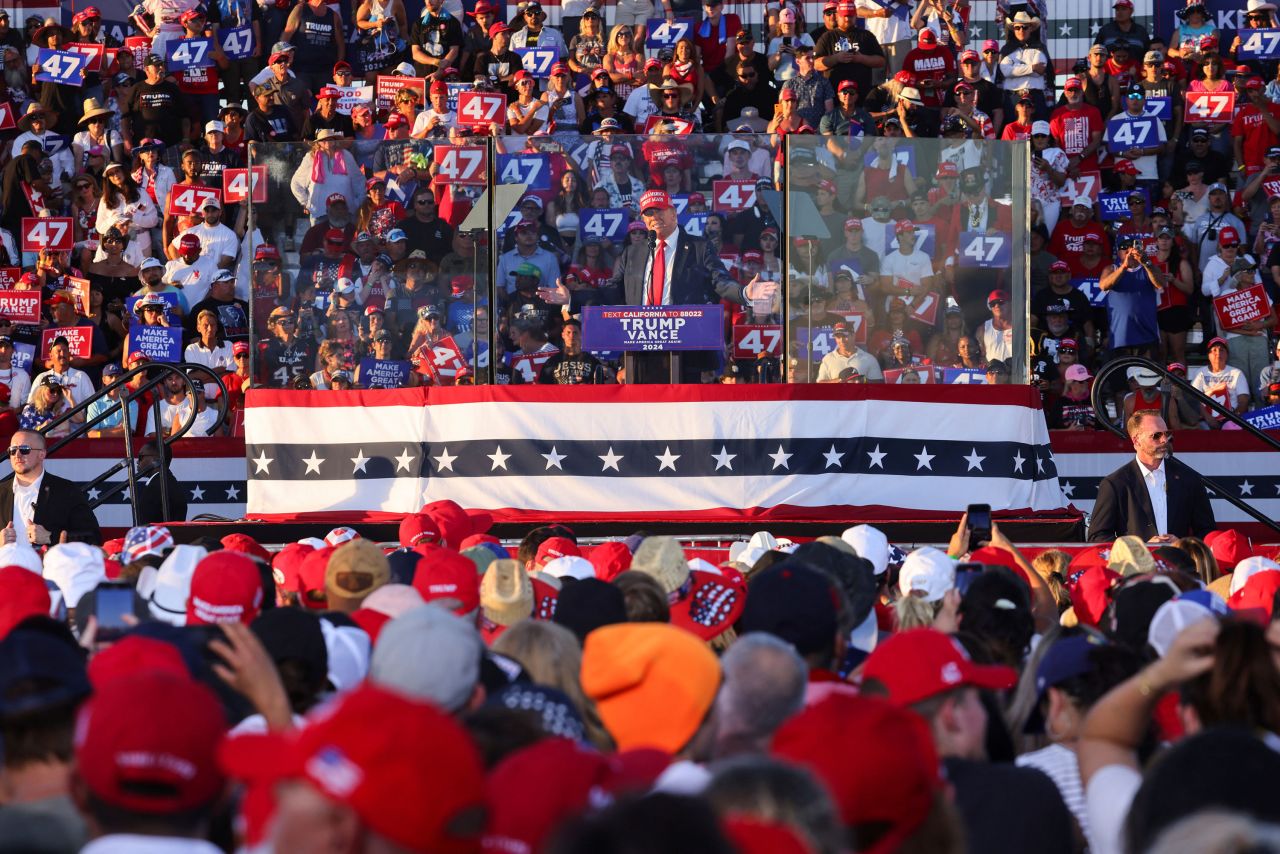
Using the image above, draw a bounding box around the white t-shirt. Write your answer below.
[1085,764,1142,854]
[164,255,222,307]
[411,108,457,138]
[29,369,94,407]
[979,319,1014,362]
[855,0,912,43]
[816,347,883,382]
[158,399,218,437]
[168,222,239,266]
[1192,365,1250,411]
[0,365,32,410]
[1017,744,1090,849]
[880,249,934,311]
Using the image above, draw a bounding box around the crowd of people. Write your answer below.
[1,492,1279,853]
[0,0,1266,410]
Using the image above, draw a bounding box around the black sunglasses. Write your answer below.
[7,445,38,456]
[1148,431,1171,441]
[989,299,1007,307]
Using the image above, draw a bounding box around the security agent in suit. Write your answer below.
[1087,412,1215,544]
[540,189,779,382]
[0,429,101,546]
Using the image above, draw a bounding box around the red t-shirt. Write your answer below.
[1231,101,1280,173]
[693,14,742,72]
[1001,121,1032,141]
[1049,104,1104,171]
[902,46,956,107]
[1049,220,1111,265]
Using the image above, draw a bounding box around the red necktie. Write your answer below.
[649,239,666,306]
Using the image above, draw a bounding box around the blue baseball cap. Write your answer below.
[1023,633,1110,732]
[0,624,91,719]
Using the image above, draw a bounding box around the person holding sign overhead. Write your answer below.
[1099,235,1162,361]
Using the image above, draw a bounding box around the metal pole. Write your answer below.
[246,142,257,388]
[120,394,141,529]
[153,386,170,523]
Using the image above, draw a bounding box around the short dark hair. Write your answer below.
[612,571,670,623]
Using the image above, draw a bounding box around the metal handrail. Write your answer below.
[1091,356,1280,536]
[3,363,228,526]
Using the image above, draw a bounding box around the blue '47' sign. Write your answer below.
[218,26,255,60]
[646,18,693,48]
[166,37,215,71]
[514,47,556,78]
[496,153,551,189]
[1106,114,1160,155]
[957,232,1011,267]
[35,49,89,86]
[578,208,630,241]
[1238,28,1280,60]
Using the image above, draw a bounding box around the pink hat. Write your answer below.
[982,39,1000,51]
[1065,364,1092,382]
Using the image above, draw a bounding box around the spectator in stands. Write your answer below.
[30,335,95,408]
[1099,236,1162,360]
[817,321,883,382]
[1096,0,1149,55]
[781,46,833,129]
[187,269,251,344]
[1194,336,1252,422]
[814,1,886,100]
[999,13,1051,119]
[976,289,1015,364]
[19,377,77,438]
[95,164,159,269]
[291,129,365,224]
[124,54,189,148]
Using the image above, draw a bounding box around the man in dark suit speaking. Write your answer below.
[0,430,101,546]
[1087,412,1215,543]
[541,189,778,382]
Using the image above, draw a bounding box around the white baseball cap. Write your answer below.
[898,546,955,602]
[1031,120,1052,136]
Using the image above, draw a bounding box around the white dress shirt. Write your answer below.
[1136,456,1168,536]
[12,471,42,547]
[643,230,680,305]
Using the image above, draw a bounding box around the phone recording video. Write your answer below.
[966,503,992,550]
[94,582,136,642]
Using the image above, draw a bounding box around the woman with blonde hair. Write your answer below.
[492,619,614,750]
[603,25,645,103]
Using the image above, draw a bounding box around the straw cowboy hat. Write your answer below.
[79,98,113,126]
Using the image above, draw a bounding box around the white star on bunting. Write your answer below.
[351,449,370,474]
[914,445,935,471]
[434,448,456,471]
[656,446,680,471]
[395,448,416,472]
[963,448,985,471]
[488,446,511,471]
[1012,450,1026,473]
[823,444,844,469]
[542,446,567,470]
[190,485,205,501]
[712,446,736,471]
[1240,480,1254,496]
[302,451,325,475]
[769,444,792,470]
[1062,481,1075,497]
[87,488,100,502]
[599,447,623,471]
[253,450,273,474]
[225,485,240,500]
[867,444,886,469]
[1058,22,1072,35]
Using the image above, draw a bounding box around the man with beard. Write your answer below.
[261,306,315,387]
[1087,411,1214,541]
[163,233,221,304]
[1032,299,1090,366]
[538,318,612,383]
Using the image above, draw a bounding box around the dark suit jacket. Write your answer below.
[601,233,746,308]
[0,471,102,545]
[1086,457,1215,543]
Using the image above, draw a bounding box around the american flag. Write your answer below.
[244,385,1068,521]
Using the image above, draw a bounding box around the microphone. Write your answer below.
[647,229,658,250]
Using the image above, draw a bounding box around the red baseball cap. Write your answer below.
[76,672,227,814]
[838,79,858,94]
[254,243,280,261]
[894,219,916,235]
[219,684,485,854]
[588,542,631,582]
[844,217,863,231]
[221,532,271,564]
[483,739,669,853]
[325,227,347,244]
[179,232,201,250]
[88,635,190,688]
[1050,259,1070,273]
[772,692,941,842]
[420,499,492,549]
[296,545,336,609]
[742,250,764,263]
[270,542,316,599]
[639,189,673,213]
[918,29,937,46]
[1217,226,1240,245]
[399,512,441,548]
[1112,158,1138,176]
[936,161,958,178]
[0,566,50,639]
[987,289,1010,306]
[862,628,1017,707]
[410,543,481,616]
[489,20,511,35]
[1064,76,1083,91]
[430,79,449,96]
[893,70,914,85]
[186,551,264,626]
[534,536,582,568]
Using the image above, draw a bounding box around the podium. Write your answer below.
[581,305,727,384]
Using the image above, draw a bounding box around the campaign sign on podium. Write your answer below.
[581,305,725,352]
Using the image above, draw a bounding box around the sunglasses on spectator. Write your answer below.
[989,299,1007,307]
[75,183,91,190]
[982,48,998,53]
[1221,241,1240,248]
[235,353,248,359]
[7,445,38,457]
